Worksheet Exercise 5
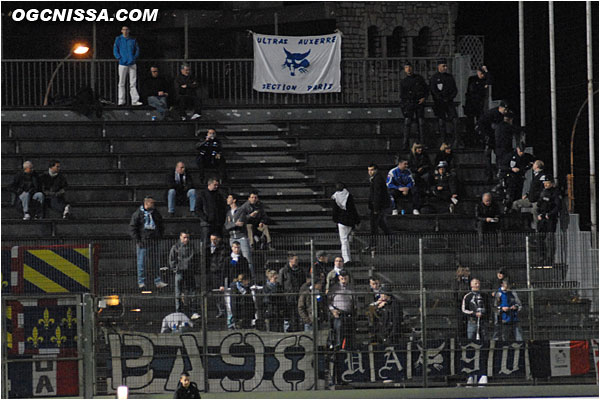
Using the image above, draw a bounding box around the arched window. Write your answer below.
[413,27,430,57]
[387,26,404,57]
[367,25,379,58]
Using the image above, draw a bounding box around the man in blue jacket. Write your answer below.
[387,159,421,215]
[113,26,142,106]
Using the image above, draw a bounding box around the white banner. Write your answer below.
[253,32,341,94]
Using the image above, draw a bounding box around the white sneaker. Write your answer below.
[62,204,71,219]
[155,281,168,289]
[132,101,143,106]
[23,213,31,220]
[139,283,146,289]
[392,209,399,216]
[466,376,474,386]
[180,116,187,121]
[191,113,201,120]
[412,209,420,215]
[478,375,488,386]
[190,313,201,320]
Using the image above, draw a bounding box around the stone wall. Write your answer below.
[330,1,458,59]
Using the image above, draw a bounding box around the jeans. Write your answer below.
[167,188,196,213]
[466,319,488,341]
[175,270,197,313]
[19,191,44,214]
[304,323,313,332]
[136,243,163,286]
[337,224,353,263]
[118,64,140,105]
[229,236,255,279]
[147,96,168,119]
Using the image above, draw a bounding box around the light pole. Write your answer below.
[43,44,89,106]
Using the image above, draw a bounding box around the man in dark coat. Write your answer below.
[428,161,459,213]
[429,59,459,146]
[331,183,360,263]
[367,164,392,249]
[196,177,227,248]
[503,145,535,207]
[10,160,44,220]
[536,176,562,266]
[196,129,226,183]
[142,66,170,120]
[207,233,227,317]
[476,100,510,182]
[400,62,428,150]
[475,192,501,244]
[375,285,403,344]
[167,161,196,217]
[38,159,71,219]
[173,372,201,399]
[169,232,199,317]
[464,66,492,144]
[174,63,202,120]
[222,241,251,329]
[511,160,546,229]
[129,196,167,290]
[278,253,307,332]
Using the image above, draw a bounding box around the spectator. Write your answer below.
[173,372,201,399]
[174,63,201,120]
[400,61,428,150]
[239,191,274,251]
[39,159,71,219]
[493,279,523,341]
[429,59,459,147]
[494,111,520,173]
[328,270,355,350]
[167,162,196,217]
[476,100,510,182]
[142,66,170,120]
[223,241,251,329]
[434,143,456,173]
[278,253,307,332]
[461,278,490,385]
[374,285,403,344]
[511,160,546,229]
[409,143,432,193]
[464,66,492,145]
[475,192,501,242]
[197,177,227,249]
[298,276,327,331]
[196,129,226,183]
[331,183,360,263]
[428,161,459,214]
[160,312,193,333]
[452,265,472,339]
[224,193,254,279]
[129,196,168,290]
[387,159,420,215]
[230,273,255,329]
[326,256,345,294]
[113,26,141,106]
[366,276,383,342]
[367,163,392,250]
[491,268,511,336]
[263,269,284,332]
[169,232,199,320]
[311,250,330,282]
[497,145,535,210]
[536,176,561,234]
[207,234,226,318]
[10,161,43,220]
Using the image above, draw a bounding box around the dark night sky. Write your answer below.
[1,1,599,228]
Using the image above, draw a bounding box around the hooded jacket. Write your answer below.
[331,189,360,228]
[386,167,415,190]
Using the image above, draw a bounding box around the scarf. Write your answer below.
[48,169,58,178]
[231,252,240,262]
[175,171,185,185]
[331,189,350,211]
[141,206,156,230]
[334,265,342,275]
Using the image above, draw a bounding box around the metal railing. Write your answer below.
[1,56,471,107]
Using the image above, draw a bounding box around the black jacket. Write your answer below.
[434,151,456,172]
[169,242,196,272]
[537,187,561,221]
[477,107,505,140]
[475,201,501,222]
[207,241,226,275]
[222,255,250,286]
[369,171,391,213]
[141,75,170,103]
[173,382,201,399]
[129,206,164,243]
[429,72,458,103]
[224,206,248,239]
[461,290,490,322]
[10,171,40,195]
[377,297,403,343]
[196,188,227,227]
[167,170,195,195]
[263,281,285,320]
[331,192,360,228]
[400,74,428,110]
[278,263,307,301]
[430,170,457,199]
[464,74,491,115]
[527,170,547,203]
[196,138,223,166]
[38,171,68,197]
[494,122,519,157]
[409,151,432,178]
[298,282,328,325]
[174,72,199,97]
[508,152,535,179]
[238,200,270,225]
